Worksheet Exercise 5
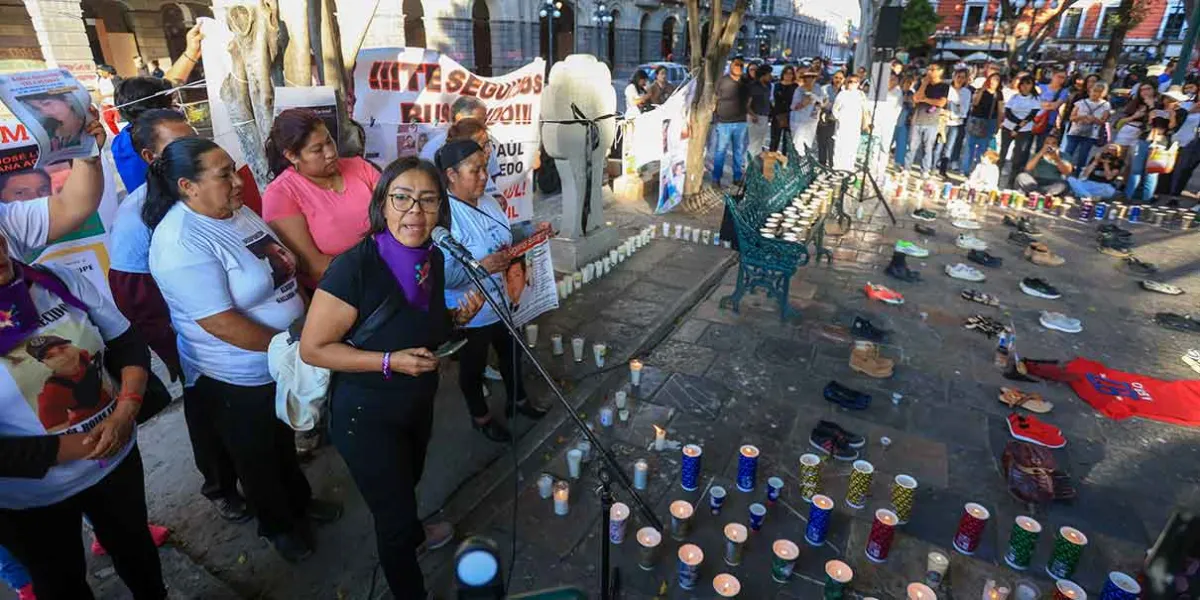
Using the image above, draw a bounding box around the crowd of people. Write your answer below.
[0,26,545,600]
[701,54,1200,204]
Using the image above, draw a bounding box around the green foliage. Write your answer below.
[899,0,941,51]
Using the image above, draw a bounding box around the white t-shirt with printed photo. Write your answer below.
[150,204,304,387]
[0,263,133,509]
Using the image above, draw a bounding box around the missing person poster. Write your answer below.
[352,48,545,224]
[0,69,97,167]
[506,227,559,327]
[274,86,340,149]
[656,81,693,214]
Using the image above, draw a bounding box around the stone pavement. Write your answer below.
[427,184,1200,599]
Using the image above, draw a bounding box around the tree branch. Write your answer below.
[688,0,702,71]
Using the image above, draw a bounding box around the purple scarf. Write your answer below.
[0,263,88,356]
[374,232,432,311]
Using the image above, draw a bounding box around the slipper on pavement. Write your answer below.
[998,387,1053,413]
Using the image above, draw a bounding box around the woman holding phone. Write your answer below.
[299,157,482,598]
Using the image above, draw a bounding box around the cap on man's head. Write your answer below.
[26,335,70,361]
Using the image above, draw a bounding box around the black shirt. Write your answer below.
[772,82,798,117]
[318,237,452,395]
[748,81,771,116]
[715,75,749,123]
[969,90,1000,119]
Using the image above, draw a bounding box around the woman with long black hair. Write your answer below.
[143,137,341,563]
[1000,75,1041,188]
[299,157,482,597]
[770,66,798,152]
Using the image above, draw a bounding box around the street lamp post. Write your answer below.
[592,3,614,64]
[540,0,563,69]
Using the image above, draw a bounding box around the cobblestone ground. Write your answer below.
[432,182,1200,599]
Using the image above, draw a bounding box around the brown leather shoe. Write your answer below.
[1028,243,1065,267]
[849,343,895,378]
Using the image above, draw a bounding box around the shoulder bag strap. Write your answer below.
[348,292,405,348]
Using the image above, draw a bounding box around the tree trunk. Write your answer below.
[1100,0,1136,84]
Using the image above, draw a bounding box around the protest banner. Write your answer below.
[0,69,98,167]
[352,48,545,224]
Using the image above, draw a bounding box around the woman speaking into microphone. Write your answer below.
[299,157,482,597]
[436,138,549,443]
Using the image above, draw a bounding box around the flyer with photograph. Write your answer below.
[0,69,97,167]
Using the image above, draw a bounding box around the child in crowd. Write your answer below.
[968,150,1001,191]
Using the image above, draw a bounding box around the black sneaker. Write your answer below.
[967,249,1003,268]
[815,420,866,448]
[211,496,252,523]
[473,418,513,442]
[1098,223,1132,238]
[850,316,888,342]
[823,381,871,410]
[306,499,343,524]
[1125,256,1158,274]
[914,223,937,236]
[911,208,938,221]
[809,427,859,461]
[1020,277,1062,300]
[1003,215,1020,228]
[263,532,313,563]
[1008,231,1036,245]
[1017,217,1041,236]
[1098,232,1134,250]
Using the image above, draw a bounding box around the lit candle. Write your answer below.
[770,539,800,583]
[669,500,694,541]
[680,444,702,491]
[1047,526,1088,581]
[608,502,630,544]
[636,527,662,571]
[907,582,938,600]
[676,544,704,590]
[653,424,666,450]
[924,551,950,588]
[553,481,569,516]
[632,459,649,490]
[824,560,853,600]
[723,523,748,566]
[630,359,644,385]
[865,509,898,563]
[1053,580,1085,600]
[713,573,741,598]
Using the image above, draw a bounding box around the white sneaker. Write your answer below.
[945,263,986,282]
[953,219,983,230]
[956,233,988,251]
[1184,349,1200,374]
[484,366,503,381]
[1039,311,1082,333]
[947,200,972,220]
[1141,280,1184,295]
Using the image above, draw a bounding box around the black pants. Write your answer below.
[817,120,836,167]
[769,117,788,152]
[0,446,165,600]
[1015,173,1070,196]
[182,385,240,501]
[1001,129,1033,188]
[458,322,527,419]
[330,382,435,597]
[192,376,311,537]
[1171,137,1200,196]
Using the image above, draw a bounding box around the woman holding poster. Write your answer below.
[437,139,547,443]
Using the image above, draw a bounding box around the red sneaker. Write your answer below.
[864,282,905,305]
[1007,414,1066,448]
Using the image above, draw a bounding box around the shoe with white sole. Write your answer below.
[956,233,988,251]
[1020,277,1062,299]
[952,219,983,230]
[1142,280,1184,295]
[1039,311,1082,333]
[895,240,930,257]
[1184,349,1200,375]
[945,263,986,282]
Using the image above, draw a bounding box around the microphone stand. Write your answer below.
[445,245,663,600]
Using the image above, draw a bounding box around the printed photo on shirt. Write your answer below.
[1,307,115,434]
[244,231,298,288]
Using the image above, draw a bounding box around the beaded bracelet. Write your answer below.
[382,351,392,380]
[117,392,143,405]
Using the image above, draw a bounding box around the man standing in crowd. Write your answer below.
[746,66,772,157]
[906,63,949,177]
[816,70,845,167]
[938,67,971,176]
[710,57,749,186]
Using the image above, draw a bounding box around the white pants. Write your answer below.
[747,117,770,155]
[833,124,860,171]
[791,120,818,157]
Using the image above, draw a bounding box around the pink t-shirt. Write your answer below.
[261,157,380,256]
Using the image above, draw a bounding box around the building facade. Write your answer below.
[929,0,1190,65]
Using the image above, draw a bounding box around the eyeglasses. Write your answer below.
[389,193,441,213]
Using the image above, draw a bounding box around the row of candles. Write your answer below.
[554,226,656,301]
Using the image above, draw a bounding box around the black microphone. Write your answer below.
[432,226,489,279]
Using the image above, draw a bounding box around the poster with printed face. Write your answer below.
[656,81,693,214]
[506,227,559,327]
[0,69,97,167]
[352,48,545,224]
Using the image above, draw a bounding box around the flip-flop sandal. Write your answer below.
[1184,350,1200,375]
[1125,256,1159,273]
[1142,280,1185,295]
[998,387,1054,413]
[1155,312,1200,333]
[961,289,1000,307]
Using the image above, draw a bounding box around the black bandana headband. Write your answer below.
[435,138,483,172]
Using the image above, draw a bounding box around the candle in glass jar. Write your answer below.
[924,551,950,588]
[633,459,649,490]
[636,527,662,571]
[713,573,741,597]
[653,424,666,450]
[907,582,938,600]
[669,500,695,540]
[630,359,644,385]
[553,481,569,516]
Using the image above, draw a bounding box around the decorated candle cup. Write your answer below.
[723,522,748,566]
[952,502,990,555]
[677,544,703,590]
[924,551,949,589]
[865,509,898,563]
[1053,579,1087,600]
[823,560,853,600]
[636,527,661,571]
[845,460,874,509]
[890,474,918,524]
[709,485,727,515]
[680,444,702,491]
[806,494,834,546]
[1004,515,1043,571]
[1046,526,1088,581]
[766,476,784,504]
[799,453,823,502]
[748,502,767,531]
[1099,572,1140,600]
[737,445,760,492]
[608,502,630,544]
[771,539,800,583]
[669,500,694,541]
[713,573,741,598]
